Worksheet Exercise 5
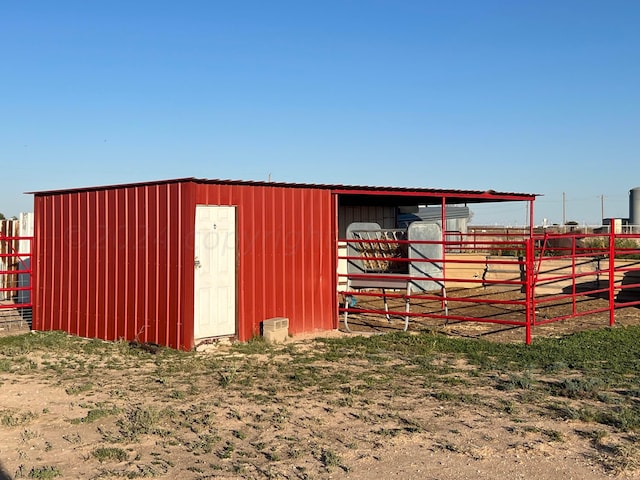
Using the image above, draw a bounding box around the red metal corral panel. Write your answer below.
[195,183,336,341]
[33,182,196,350]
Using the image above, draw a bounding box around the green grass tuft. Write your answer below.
[91,447,128,463]
[23,465,62,479]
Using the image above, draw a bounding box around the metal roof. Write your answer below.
[28,177,538,203]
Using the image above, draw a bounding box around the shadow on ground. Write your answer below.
[0,461,13,480]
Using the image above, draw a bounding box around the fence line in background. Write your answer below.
[0,231,33,331]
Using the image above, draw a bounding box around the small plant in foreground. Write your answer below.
[91,447,128,463]
[498,372,535,391]
[576,429,608,445]
[219,363,238,387]
[552,377,604,399]
[20,429,40,442]
[600,442,640,474]
[70,407,118,424]
[117,406,164,440]
[65,382,93,395]
[1,410,37,427]
[22,465,62,479]
[542,429,564,442]
[218,441,235,459]
[598,406,640,432]
[320,448,342,469]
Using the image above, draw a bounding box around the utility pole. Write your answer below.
[601,194,605,225]
[562,192,566,226]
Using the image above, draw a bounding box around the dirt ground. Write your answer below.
[1,295,640,479]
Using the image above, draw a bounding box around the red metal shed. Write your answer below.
[30,178,535,350]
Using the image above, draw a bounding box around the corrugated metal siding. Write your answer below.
[338,205,397,238]
[33,182,195,350]
[195,184,336,341]
[30,177,540,350]
[34,180,337,348]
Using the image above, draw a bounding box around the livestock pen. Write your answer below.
[339,225,640,343]
[33,177,638,348]
[31,178,540,349]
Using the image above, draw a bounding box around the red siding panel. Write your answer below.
[33,182,195,350]
[195,183,336,341]
[33,179,337,349]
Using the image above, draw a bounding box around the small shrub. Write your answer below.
[598,406,640,432]
[169,390,186,399]
[264,450,281,462]
[70,407,118,425]
[1,410,37,427]
[0,359,11,372]
[27,465,62,479]
[91,447,128,463]
[320,448,343,469]
[552,377,604,400]
[542,429,564,442]
[497,372,535,391]
[576,429,607,445]
[117,406,164,440]
[185,433,220,454]
[219,363,238,387]
[600,442,640,474]
[432,391,457,402]
[218,441,235,459]
[65,382,93,395]
[21,429,40,442]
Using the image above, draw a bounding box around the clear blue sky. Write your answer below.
[2,0,639,225]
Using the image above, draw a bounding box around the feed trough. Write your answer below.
[342,221,447,331]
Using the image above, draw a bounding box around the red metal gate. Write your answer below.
[339,227,640,344]
[529,229,640,342]
[0,233,33,331]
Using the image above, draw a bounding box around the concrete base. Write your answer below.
[262,317,289,343]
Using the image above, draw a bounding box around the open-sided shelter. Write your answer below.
[30,178,536,350]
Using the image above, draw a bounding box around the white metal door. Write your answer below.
[194,205,236,339]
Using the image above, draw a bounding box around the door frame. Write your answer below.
[193,204,238,341]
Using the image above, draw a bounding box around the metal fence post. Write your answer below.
[609,223,616,326]
[525,237,533,344]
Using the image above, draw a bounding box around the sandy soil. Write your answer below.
[0,294,639,479]
[0,374,619,480]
